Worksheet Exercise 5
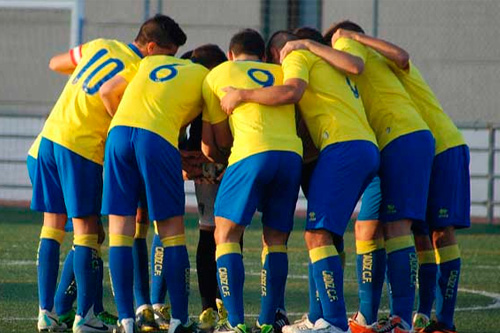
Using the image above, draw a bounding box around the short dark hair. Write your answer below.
[293,27,327,45]
[191,44,227,69]
[135,14,187,48]
[229,29,265,59]
[265,30,298,61]
[180,50,193,59]
[323,20,365,44]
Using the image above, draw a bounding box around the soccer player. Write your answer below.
[202,29,303,333]
[99,19,206,333]
[28,139,119,330]
[220,30,379,333]
[30,14,177,332]
[301,21,434,333]
[335,31,470,333]
[185,45,231,332]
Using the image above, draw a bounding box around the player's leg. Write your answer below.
[54,242,77,327]
[256,151,301,333]
[48,138,107,332]
[94,222,119,327]
[214,153,274,333]
[425,145,470,333]
[102,126,143,330]
[133,206,158,331]
[304,141,379,333]
[150,223,170,330]
[135,128,195,333]
[377,131,434,333]
[412,225,436,332]
[31,138,69,331]
[348,176,386,333]
[196,183,222,331]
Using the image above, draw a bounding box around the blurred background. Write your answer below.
[0,0,499,223]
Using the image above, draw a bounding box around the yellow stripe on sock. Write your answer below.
[40,226,65,244]
[261,245,287,264]
[435,244,460,264]
[385,235,414,254]
[309,245,338,264]
[356,238,385,254]
[216,243,241,260]
[74,234,99,250]
[418,250,436,265]
[154,221,159,235]
[135,223,149,239]
[109,234,134,247]
[161,234,186,247]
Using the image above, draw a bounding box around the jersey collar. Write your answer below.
[128,43,144,59]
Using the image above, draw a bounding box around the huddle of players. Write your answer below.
[27,12,469,333]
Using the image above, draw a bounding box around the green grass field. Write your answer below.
[1,207,500,332]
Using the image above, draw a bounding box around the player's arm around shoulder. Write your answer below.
[99,75,129,117]
[338,30,410,70]
[281,39,364,75]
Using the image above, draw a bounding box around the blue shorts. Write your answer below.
[377,130,434,223]
[426,145,471,230]
[101,126,184,221]
[27,155,36,184]
[363,145,471,233]
[300,159,318,199]
[306,140,380,236]
[357,175,381,221]
[31,138,103,218]
[214,151,302,232]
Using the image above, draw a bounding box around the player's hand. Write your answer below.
[331,28,354,46]
[220,86,242,115]
[280,39,310,62]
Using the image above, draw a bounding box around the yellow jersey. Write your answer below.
[387,60,465,155]
[110,55,208,148]
[334,38,429,150]
[202,60,302,166]
[28,135,42,158]
[40,39,143,164]
[282,50,377,151]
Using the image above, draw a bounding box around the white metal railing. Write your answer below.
[0,114,498,223]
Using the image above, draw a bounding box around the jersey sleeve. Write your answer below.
[69,40,97,66]
[202,76,227,124]
[282,51,311,84]
[333,38,368,63]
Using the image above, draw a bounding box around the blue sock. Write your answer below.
[94,254,105,314]
[162,235,190,324]
[355,239,386,324]
[133,229,150,308]
[308,261,322,322]
[38,227,65,311]
[386,236,418,326]
[151,233,167,305]
[109,235,135,320]
[416,250,437,318]
[55,248,76,315]
[73,234,99,317]
[216,243,245,327]
[435,245,461,329]
[310,246,348,331]
[259,246,288,325]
